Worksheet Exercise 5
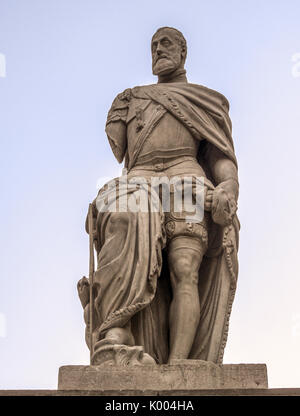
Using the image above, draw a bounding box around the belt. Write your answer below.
[132,156,197,172]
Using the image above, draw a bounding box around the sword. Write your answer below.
[87,203,95,363]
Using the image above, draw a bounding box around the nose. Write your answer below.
[156,43,163,55]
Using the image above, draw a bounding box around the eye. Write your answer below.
[161,39,170,47]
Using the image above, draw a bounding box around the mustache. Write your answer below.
[154,54,170,64]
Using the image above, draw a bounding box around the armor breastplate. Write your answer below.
[127,98,199,165]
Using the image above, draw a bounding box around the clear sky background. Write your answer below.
[0,0,300,389]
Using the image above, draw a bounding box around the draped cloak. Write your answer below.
[90,82,239,364]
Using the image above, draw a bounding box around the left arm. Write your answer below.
[205,144,239,226]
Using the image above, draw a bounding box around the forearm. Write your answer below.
[212,157,239,202]
[205,142,239,200]
[205,144,239,225]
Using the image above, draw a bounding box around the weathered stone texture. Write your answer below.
[58,361,268,391]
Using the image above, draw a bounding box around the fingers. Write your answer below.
[204,200,212,211]
[204,189,213,211]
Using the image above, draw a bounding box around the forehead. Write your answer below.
[152,29,178,44]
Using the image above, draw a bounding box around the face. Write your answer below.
[151,29,184,76]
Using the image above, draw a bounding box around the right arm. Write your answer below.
[105,89,131,163]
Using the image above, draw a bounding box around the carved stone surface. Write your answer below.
[5,387,300,396]
[58,361,268,391]
[91,344,156,366]
[78,26,241,368]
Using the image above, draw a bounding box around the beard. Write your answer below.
[152,56,180,76]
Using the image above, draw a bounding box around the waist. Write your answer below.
[131,155,196,172]
[128,156,214,189]
[135,148,197,166]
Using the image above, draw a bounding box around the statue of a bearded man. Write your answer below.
[78,27,239,366]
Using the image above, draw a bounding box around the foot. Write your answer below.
[104,326,135,346]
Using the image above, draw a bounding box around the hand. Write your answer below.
[77,276,90,308]
[204,189,214,211]
[211,185,237,226]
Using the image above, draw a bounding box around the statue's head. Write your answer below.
[151,27,187,77]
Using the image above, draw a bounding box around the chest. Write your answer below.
[126,98,198,154]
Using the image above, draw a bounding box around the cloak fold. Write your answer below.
[91,83,239,364]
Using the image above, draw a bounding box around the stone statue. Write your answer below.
[77,27,239,366]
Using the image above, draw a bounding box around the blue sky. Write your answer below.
[0,0,300,389]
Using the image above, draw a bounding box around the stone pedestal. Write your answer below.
[58,360,268,391]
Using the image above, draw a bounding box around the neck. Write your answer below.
[157,68,187,84]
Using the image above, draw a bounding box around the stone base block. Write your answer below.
[58,360,268,391]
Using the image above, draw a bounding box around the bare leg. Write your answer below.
[167,237,205,361]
